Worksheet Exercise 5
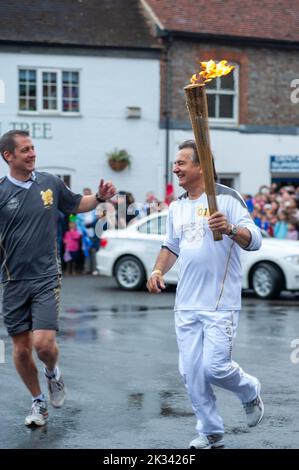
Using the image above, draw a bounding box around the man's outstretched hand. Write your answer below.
[97,179,117,201]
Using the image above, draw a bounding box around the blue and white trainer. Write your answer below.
[45,371,66,408]
[243,383,264,427]
[25,399,48,426]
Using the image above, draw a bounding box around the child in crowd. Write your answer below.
[274,210,288,239]
[286,222,299,240]
[63,220,81,275]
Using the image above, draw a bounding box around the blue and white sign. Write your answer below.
[270,155,299,173]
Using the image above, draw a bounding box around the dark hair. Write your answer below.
[0,130,30,163]
[118,191,135,205]
[178,139,217,181]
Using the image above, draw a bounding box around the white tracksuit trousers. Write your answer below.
[175,309,259,435]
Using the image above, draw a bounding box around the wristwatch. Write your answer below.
[227,224,238,238]
[95,193,106,203]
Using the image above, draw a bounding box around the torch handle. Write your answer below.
[207,196,223,242]
[212,230,223,241]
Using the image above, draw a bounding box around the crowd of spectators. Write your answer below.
[243,184,299,240]
[57,184,174,275]
[58,182,299,275]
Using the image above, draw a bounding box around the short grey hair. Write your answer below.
[178,139,217,181]
[178,139,200,165]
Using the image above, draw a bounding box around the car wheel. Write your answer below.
[251,262,283,299]
[114,256,146,290]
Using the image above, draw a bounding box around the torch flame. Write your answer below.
[190,60,234,85]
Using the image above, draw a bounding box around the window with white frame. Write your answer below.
[19,69,80,114]
[205,66,238,123]
[19,69,37,111]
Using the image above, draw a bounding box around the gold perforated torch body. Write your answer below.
[184,60,234,242]
[184,83,222,241]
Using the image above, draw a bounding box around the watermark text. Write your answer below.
[0,340,5,364]
[0,79,5,104]
[290,79,299,104]
[290,339,299,364]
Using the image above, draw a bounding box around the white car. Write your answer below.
[96,211,299,299]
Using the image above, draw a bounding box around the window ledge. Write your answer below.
[18,112,82,118]
[209,120,238,128]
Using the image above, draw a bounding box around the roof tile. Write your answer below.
[0,0,159,49]
[144,0,299,43]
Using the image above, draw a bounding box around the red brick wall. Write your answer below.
[162,39,299,127]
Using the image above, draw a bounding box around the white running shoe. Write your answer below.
[46,374,66,408]
[189,434,211,449]
[189,433,225,449]
[207,434,225,448]
[243,383,264,427]
[25,400,48,426]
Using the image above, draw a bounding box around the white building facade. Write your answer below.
[1,48,298,200]
[0,49,165,201]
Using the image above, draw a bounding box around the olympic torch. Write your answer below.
[184,60,234,242]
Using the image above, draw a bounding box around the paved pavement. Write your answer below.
[1,276,299,449]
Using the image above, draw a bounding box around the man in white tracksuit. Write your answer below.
[147,140,264,449]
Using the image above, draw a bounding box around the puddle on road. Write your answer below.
[65,306,100,314]
[160,405,193,417]
[59,312,99,341]
[111,305,148,313]
[227,427,250,435]
[245,306,289,319]
[59,305,173,337]
[60,314,98,322]
[159,390,193,418]
[126,389,192,418]
[59,319,144,343]
[128,392,144,410]
[270,308,288,316]
[269,325,285,336]
[58,303,171,343]
[59,327,98,341]
[62,304,172,315]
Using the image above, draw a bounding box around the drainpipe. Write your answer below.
[161,31,173,189]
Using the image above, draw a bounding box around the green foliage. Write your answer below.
[107,148,131,167]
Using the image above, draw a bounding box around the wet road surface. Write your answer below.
[1,276,299,449]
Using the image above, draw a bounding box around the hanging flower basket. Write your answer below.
[108,159,129,171]
[106,148,131,172]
